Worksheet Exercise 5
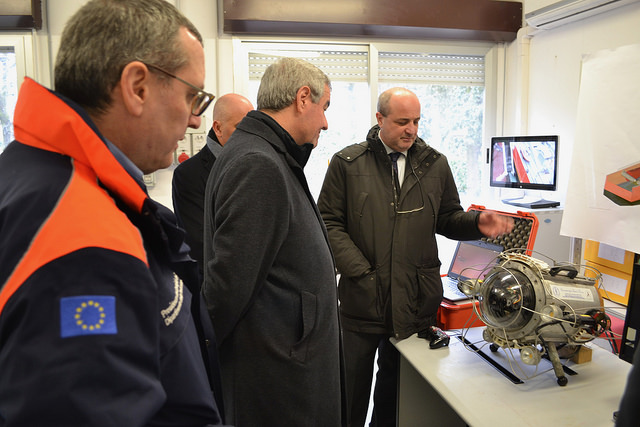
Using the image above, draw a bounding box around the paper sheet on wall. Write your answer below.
[561,43,640,255]
[598,243,626,264]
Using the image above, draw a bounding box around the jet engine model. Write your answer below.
[460,253,610,386]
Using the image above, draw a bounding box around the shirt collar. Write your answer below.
[206,134,223,157]
[104,138,144,182]
[378,130,407,156]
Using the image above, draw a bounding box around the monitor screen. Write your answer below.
[449,240,504,280]
[490,135,558,191]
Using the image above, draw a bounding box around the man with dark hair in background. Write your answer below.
[172,93,253,280]
[0,0,227,425]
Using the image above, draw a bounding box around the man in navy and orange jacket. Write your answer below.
[0,0,227,425]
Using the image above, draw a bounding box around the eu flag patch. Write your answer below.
[60,296,117,338]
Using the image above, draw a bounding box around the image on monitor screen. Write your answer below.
[490,135,560,208]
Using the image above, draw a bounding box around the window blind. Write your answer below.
[378,52,484,86]
[249,50,483,85]
[248,50,369,82]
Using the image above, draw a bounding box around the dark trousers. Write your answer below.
[343,329,399,427]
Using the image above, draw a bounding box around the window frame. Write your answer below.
[0,32,35,152]
[0,32,34,89]
[231,36,506,203]
[234,39,375,121]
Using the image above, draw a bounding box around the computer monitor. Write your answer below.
[490,135,560,209]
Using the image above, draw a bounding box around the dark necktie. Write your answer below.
[389,152,402,191]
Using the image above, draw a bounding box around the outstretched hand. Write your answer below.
[477,211,514,239]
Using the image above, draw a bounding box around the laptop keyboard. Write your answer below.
[442,277,470,301]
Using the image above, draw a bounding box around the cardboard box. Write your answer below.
[584,240,635,274]
[585,261,632,305]
[572,346,593,364]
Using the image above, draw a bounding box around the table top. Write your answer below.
[393,328,632,427]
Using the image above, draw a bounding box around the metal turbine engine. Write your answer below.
[460,253,610,386]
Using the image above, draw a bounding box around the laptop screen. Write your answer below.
[448,240,504,281]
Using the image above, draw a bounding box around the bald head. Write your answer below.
[211,93,254,145]
[375,87,421,152]
[377,87,420,117]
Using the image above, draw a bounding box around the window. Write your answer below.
[0,34,33,154]
[378,52,486,201]
[0,46,18,152]
[238,43,372,199]
[235,39,498,202]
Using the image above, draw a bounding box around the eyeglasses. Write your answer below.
[143,62,215,116]
[393,158,425,215]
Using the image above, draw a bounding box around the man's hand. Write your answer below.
[477,211,514,239]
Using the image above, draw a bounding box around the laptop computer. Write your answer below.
[441,240,504,302]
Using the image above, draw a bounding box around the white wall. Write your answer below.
[501,0,640,205]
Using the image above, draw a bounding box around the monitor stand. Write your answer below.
[502,195,560,209]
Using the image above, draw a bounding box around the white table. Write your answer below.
[393,328,632,427]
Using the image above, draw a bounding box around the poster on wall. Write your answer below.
[561,43,640,255]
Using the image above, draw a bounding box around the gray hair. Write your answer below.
[54,0,202,115]
[257,57,331,111]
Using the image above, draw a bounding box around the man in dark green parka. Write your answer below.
[318,87,513,427]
